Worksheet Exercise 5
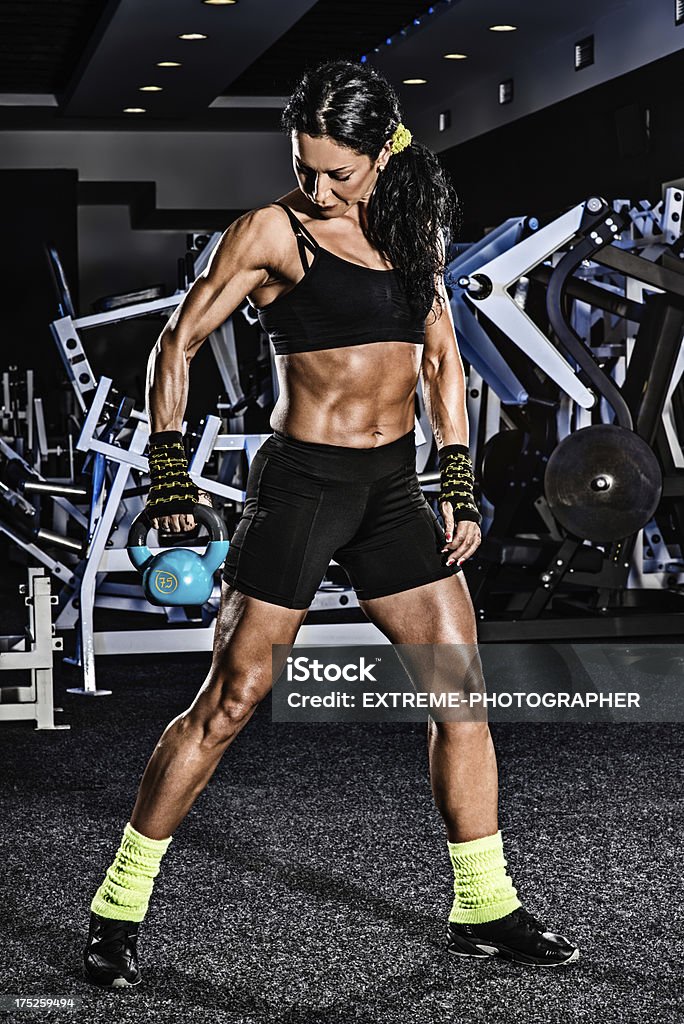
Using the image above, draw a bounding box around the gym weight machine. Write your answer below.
[442,190,684,636]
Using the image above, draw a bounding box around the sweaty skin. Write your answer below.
[270,328,422,448]
[146,132,481,564]
[130,133,491,848]
[250,187,421,449]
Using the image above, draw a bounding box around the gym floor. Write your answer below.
[0,556,680,1024]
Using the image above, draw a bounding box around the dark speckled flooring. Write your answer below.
[0,554,682,1024]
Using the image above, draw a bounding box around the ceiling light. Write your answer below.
[157,61,182,67]
[403,78,427,85]
[202,0,237,4]
[123,107,146,114]
[139,85,162,92]
[178,33,208,40]
[444,53,467,59]
[489,24,517,31]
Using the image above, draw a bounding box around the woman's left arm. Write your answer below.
[420,265,482,566]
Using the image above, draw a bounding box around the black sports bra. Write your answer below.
[254,201,426,356]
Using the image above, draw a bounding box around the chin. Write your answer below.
[323,204,351,218]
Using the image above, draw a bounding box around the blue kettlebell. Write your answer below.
[127,504,230,606]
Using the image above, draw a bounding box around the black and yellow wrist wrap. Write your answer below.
[146,430,199,519]
[438,443,481,526]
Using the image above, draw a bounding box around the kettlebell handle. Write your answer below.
[128,502,228,548]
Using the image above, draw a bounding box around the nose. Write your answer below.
[309,173,331,205]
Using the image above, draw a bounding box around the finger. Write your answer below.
[454,546,478,567]
[448,546,471,566]
[439,501,455,543]
[449,533,481,566]
[443,522,472,557]
[446,525,479,563]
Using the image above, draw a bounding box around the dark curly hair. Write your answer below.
[280,59,461,324]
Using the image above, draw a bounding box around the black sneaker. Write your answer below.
[83,911,142,987]
[447,907,579,967]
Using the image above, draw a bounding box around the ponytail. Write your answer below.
[367,135,460,323]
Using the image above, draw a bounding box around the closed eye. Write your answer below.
[296,162,352,182]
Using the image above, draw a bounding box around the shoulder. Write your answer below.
[226,202,290,246]
[204,201,293,276]
[250,189,304,226]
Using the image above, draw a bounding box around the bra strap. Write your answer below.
[274,202,319,272]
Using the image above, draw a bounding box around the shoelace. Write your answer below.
[95,920,137,956]
[512,907,548,934]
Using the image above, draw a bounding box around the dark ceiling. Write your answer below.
[0,0,110,92]
[0,0,678,138]
[0,0,433,117]
[224,0,440,96]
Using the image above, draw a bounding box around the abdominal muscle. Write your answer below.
[270,341,423,448]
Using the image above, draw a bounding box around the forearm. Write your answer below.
[145,332,191,434]
[421,347,469,450]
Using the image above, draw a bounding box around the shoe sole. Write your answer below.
[111,975,142,987]
[84,969,142,988]
[448,938,580,967]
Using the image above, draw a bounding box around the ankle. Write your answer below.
[447,829,522,925]
[90,821,174,923]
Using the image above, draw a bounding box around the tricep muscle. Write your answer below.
[163,207,273,358]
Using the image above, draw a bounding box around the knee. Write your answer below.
[206,696,259,745]
[194,676,264,746]
[430,718,491,743]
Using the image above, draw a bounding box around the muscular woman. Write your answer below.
[83,59,579,986]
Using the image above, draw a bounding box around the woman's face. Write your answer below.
[292,131,391,216]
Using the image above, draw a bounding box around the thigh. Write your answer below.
[358,571,477,644]
[188,581,308,719]
[359,574,485,716]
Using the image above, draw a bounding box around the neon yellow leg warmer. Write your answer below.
[448,829,522,925]
[90,821,173,923]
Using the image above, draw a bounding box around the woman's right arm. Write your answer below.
[145,206,276,531]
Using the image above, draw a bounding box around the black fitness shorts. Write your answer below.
[221,428,463,609]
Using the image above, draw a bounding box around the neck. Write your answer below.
[358,202,371,233]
